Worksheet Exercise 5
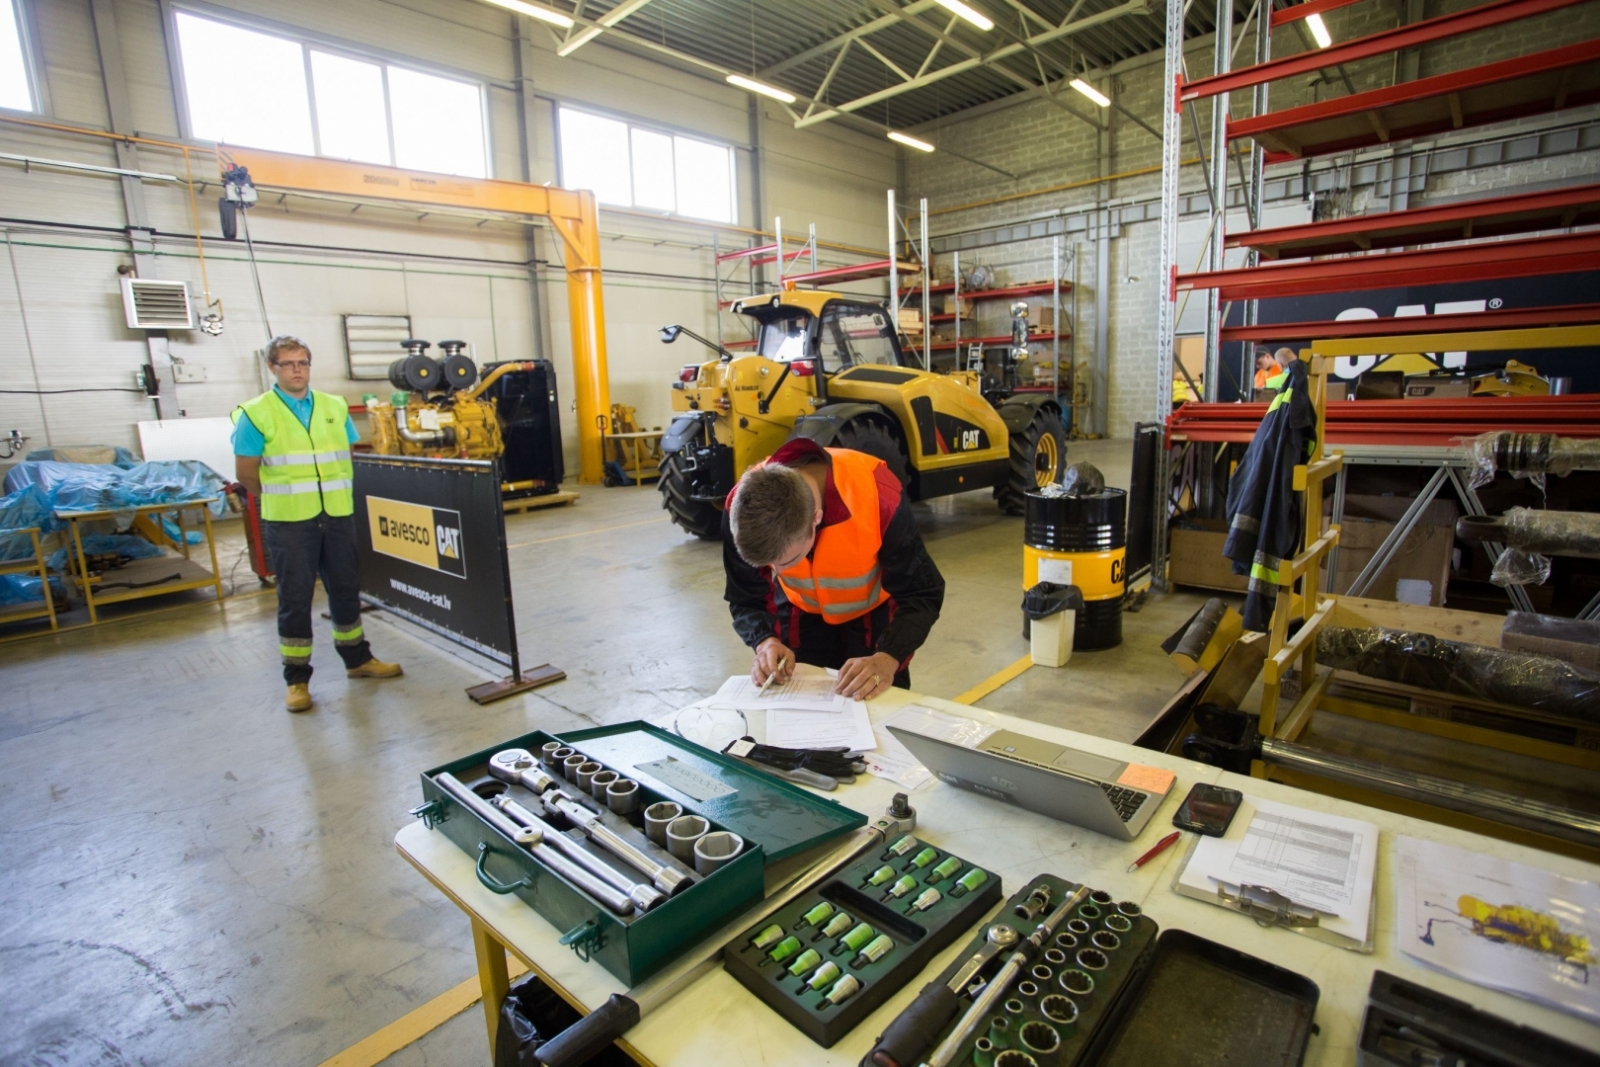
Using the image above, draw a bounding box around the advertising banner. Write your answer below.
[353,455,518,671]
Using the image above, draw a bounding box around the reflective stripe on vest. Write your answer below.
[775,448,891,624]
[234,391,355,521]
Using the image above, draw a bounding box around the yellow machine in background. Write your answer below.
[657,290,1066,539]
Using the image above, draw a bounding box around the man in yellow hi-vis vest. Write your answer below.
[233,336,402,712]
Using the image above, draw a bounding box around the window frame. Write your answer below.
[556,102,738,225]
[166,3,490,177]
[0,0,46,116]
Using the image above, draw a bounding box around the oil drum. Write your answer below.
[1021,488,1126,650]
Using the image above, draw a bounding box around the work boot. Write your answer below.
[347,658,404,679]
[286,684,312,712]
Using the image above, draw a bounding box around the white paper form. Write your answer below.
[1397,835,1600,1024]
[860,724,933,789]
[1180,796,1379,942]
[711,666,854,714]
[766,702,877,754]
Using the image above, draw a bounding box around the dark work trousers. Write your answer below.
[263,514,372,685]
[782,600,912,690]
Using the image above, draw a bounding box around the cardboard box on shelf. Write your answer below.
[1030,305,1055,332]
[1326,382,1350,401]
[1169,520,1247,592]
[896,309,922,330]
[1404,375,1472,399]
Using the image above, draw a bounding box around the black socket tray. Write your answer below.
[723,837,1003,1048]
[897,874,1159,1067]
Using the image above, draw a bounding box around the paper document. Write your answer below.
[766,701,876,754]
[1397,835,1600,1024]
[882,704,998,749]
[1179,796,1378,943]
[712,668,854,713]
[860,724,933,789]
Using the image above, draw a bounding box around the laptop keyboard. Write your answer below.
[1099,783,1149,822]
[980,745,1149,822]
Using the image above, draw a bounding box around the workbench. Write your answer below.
[55,499,224,624]
[395,686,1600,1065]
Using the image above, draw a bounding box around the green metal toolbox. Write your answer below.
[415,721,866,985]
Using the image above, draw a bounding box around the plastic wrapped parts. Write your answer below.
[1456,508,1600,559]
[1488,547,1551,588]
[1468,432,1600,489]
[1316,626,1600,723]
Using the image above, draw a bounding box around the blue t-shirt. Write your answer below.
[232,386,360,456]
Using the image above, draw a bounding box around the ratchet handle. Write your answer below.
[865,980,959,1067]
[533,993,641,1067]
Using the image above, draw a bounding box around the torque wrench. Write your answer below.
[488,748,560,794]
[866,923,1019,1067]
[919,884,1090,1067]
[532,813,906,1067]
[431,773,635,917]
[489,794,666,913]
[542,790,694,897]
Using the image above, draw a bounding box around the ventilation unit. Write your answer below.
[121,277,194,330]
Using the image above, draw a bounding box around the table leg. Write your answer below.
[70,518,96,625]
[471,918,511,1054]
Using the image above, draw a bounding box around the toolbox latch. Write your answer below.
[409,799,446,830]
[559,918,606,963]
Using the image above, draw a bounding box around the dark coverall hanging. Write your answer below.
[1222,359,1317,632]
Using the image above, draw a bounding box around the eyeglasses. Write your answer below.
[273,360,311,370]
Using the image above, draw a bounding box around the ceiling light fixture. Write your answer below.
[1069,78,1110,107]
[934,0,995,31]
[726,74,797,104]
[1305,12,1333,47]
[483,0,576,28]
[888,131,935,152]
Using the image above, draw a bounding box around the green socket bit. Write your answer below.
[864,864,896,887]
[786,948,822,977]
[834,922,875,955]
[986,1015,1012,1050]
[883,834,917,860]
[764,935,801,966]
[885,874,917,899]
[851,933,895,968]
[927,856,963,883]
[908,846,939,870]
[973,1036,998,1067]
[822,973,862,1007]
[804,960,842,991]
[951,867,989,898]
[907,887,943,914]
[750,923,785,949]
[798,901,834,929]
[817,912,853,941]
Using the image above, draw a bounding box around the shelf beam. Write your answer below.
[1222,303,1600,343]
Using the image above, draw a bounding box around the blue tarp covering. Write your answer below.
[0,573,70,606]
[45,533,165,572]
[0,460,228,561]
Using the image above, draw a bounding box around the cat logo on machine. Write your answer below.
[368,496,467,578]
[959,430,982,451]
[1111,558,1124,585]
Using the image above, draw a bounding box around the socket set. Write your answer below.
[864,874,1157,1067]
[724,833,1003,1048]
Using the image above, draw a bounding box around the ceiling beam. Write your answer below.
[793,0,1153,128]
[556,0,663,56]
[758,1,943,79]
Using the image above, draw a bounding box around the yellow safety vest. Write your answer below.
[233,390,354,521]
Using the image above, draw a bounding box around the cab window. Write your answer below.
[756,309,812,362]
[817,304,899,373]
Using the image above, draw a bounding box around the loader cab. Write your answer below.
[742,295,908,375]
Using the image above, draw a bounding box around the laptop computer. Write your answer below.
[885,725,1172,840]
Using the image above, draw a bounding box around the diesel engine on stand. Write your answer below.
[365,339,564,499]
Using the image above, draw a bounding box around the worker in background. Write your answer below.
[1253,348,1284,395]
[724,440,945,702]
[233,336,402,713]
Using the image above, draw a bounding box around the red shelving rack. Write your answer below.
[1221,302,1600,344]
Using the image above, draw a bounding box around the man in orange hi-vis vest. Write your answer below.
[724,439,946,702]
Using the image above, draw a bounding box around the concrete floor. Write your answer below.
[0,439,1211,1066]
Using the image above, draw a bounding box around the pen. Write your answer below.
[1127,831,1182,873]
[757,656,788,696]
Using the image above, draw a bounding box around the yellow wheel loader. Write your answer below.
[658,290,1066,540]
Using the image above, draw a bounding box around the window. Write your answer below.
[1,0,38,112]
[558,106,736,223]
[819,305,899,372]
[173,10,487,178]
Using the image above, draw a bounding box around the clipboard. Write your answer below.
[1169,833,1377,953]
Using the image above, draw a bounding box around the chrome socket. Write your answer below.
[561,752,587,780]
[589,769,619,801]
[666,814,709,862]
[606,777,640,815]
[1019,1020,1061,1065]
[643,801,682,846]
[1059,969,1094,997]
[1091,930,1121,952]
[693,831,744,875]
[574,761,603,794]
[1039,995,1078,1030]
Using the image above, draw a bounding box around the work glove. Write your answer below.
[723,736,863,781]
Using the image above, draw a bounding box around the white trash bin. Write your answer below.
[1030,607,1076,667]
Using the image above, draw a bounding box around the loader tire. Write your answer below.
[834,417,910,489]
[996,406,1065,515]
[658,452,722,540]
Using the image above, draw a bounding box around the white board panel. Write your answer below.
[137,418,237,482]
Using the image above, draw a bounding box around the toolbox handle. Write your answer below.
[476,842,534,894]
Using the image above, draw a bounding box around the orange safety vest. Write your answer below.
[775,448,891,624]
[1254,361,1282,390]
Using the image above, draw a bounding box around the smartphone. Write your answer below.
[1173,783,1243,837]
